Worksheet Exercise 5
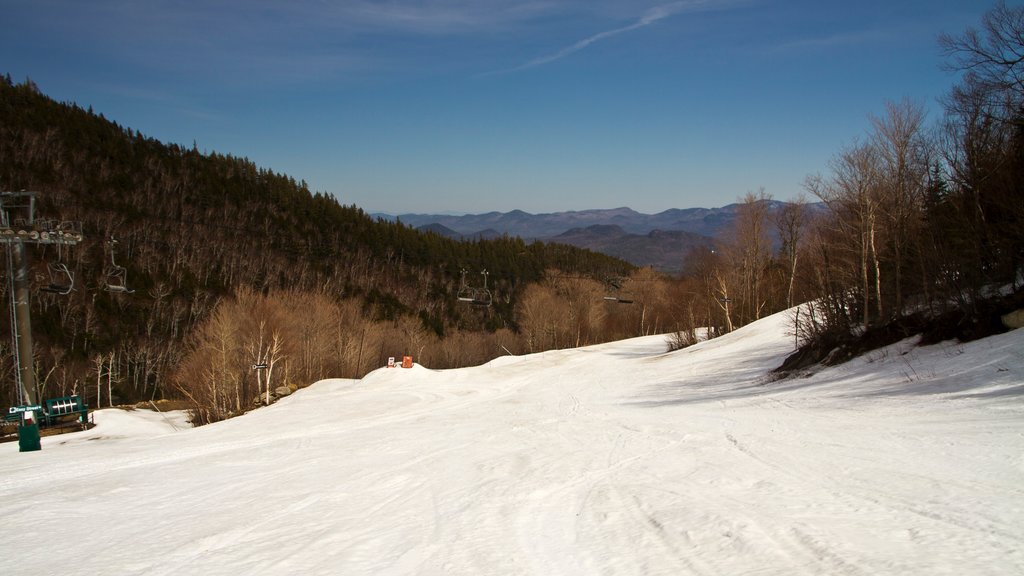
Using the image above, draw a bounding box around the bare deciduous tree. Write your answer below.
[870,98,931,314]
[775,195,809,309]
[806,141,885,327]
[940,1,1024,121]
[733,189,774,323]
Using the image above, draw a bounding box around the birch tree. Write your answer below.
[775,196,809,309]
[870,98,930,314]
[806,141,885,327]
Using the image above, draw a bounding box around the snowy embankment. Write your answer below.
[1,311,1022,575]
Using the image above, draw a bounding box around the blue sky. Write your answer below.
[2,0,989,214]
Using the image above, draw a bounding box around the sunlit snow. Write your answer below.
[2,310,1022,575]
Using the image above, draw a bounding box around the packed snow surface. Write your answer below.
[2,311,1023,575]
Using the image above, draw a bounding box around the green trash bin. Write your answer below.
[18,409,41,452]
[18,423,41,452]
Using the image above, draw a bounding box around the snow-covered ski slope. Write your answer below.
[2,310,1022,575]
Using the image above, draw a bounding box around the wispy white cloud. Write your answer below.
[490,1,709,74]
[19,0,729,87]
[312,0,560,34]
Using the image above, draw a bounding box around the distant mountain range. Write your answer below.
[376,203,803,273]
[381,205,747,239]
[550,225,713,272]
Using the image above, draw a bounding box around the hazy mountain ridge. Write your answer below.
[382,205,758,239]
[551,225,713,272]
[380,202,799,272]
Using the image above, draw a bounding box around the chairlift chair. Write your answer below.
[602,294,633,304]
[105,237,135,294]
[104,265,134,294]
[598,289,630,303]
[456,269,475,303]
[602,277,633,304]
[472,270,493,307]
[40,262,73,295]
[456,269,493,307]
[470,287,493,307]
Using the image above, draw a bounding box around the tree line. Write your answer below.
[676,2,1024,367]
[788,2,1024,362]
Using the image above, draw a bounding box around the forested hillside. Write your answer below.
[0,76,634,418]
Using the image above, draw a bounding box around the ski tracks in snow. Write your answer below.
[2,322,1022,576]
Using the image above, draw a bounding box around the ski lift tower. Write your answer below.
[0,191,83,406]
